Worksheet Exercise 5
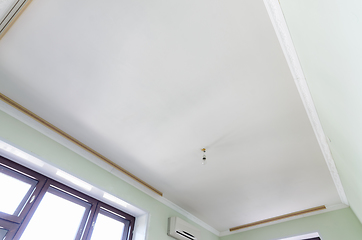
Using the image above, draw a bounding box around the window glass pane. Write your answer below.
[0,171,33,215]
[0,228,8,240]
[20,188,88,240]
[90,213,125,240]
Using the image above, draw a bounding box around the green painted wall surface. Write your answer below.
[279,0,362,225]
[0,110,219,240]
[221,207,362,240]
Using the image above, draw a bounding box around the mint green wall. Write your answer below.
[0,110,219,240]
[279,0,362,226]
[221,207,362,240]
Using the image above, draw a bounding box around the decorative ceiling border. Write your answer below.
[229,206,326,232]
[0,93,163,196]
[263,0,349,205]
[220,203,347,236]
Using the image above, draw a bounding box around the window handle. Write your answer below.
[29,195,36,203]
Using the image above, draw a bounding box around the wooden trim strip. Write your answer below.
[0,93,163,196]
[0,0,32,40]
[229,205,326,231]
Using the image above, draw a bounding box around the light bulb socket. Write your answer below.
[201,148,207,165]
[202,154,207,165]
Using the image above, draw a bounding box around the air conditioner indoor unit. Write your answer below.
[167,217,201,240]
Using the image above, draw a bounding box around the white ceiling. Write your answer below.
[0,0,342,232]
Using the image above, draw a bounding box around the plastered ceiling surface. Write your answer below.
[0,0,341,231]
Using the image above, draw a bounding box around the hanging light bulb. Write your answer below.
[201,148,207,165]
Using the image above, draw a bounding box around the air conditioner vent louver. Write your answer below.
[176,231,195,240]
[181,231,195,238]
[168,217,201,240]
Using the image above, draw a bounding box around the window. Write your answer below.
[0,155,135,240]
[88,203,134,240]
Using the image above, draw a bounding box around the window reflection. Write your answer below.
[90,213,125,240]
[0,165,37,216]
[20,188,88,240]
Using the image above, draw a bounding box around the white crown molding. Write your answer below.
[263,0,349,206]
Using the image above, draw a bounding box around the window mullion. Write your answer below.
[82,202,100,240]
[13,179,50,240]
